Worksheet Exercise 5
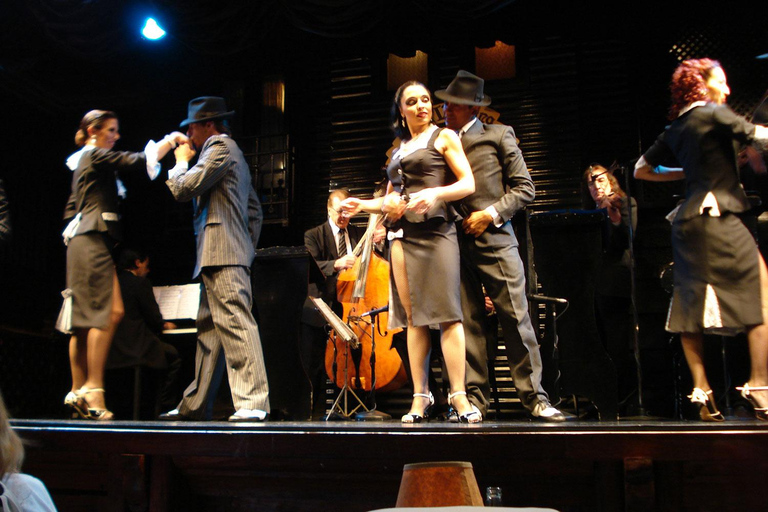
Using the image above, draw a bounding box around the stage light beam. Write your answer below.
[141,18,166,40]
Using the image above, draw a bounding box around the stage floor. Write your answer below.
[12,416,768,512]
[12,415,768,432]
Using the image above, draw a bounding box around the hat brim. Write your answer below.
[434,89,491,107]
[179,111,235,128]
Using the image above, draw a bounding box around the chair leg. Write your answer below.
[488,358,501,419]
[133,366,142,421]
[485,315,501,419]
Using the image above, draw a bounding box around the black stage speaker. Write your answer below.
[252,246,317,420]
[529,210,619,419]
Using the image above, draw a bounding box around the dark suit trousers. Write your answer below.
[459,228,548,414]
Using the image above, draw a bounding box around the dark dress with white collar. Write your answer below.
[643,103,761,334]
[64,147,147,329]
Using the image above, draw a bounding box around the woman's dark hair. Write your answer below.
[391,80,429,141]
[75,110,118,147]
[580,163,626,208]
[668,58,721,120]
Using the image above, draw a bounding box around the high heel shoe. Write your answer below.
[687,388,724,422]
[401,393,434,424]
[64,389,90,419]
[447,391,482,424]
[80,388,114,421]
[736,383,768,421]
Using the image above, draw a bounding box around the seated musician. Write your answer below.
[301,189,366,419]
[581,164,638,413]
[106,248,182,418]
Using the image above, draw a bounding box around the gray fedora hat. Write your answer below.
[179,96,235,128]
[434,70,491,107]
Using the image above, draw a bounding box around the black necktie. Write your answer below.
[337,230,347,256]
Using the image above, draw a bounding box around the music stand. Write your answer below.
[309,297,369,420]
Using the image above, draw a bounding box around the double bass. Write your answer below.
[324,211,406,392]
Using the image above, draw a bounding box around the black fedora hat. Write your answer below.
[179,96,235,128]
[435,70,491,107]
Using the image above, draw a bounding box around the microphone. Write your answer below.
[529,294,568,304]
[359,305,389,318]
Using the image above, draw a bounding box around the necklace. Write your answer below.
[399,124,437,158]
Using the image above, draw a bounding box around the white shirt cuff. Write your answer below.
[144,140,162,180]
[699,191,721,217]
[168,160,188,180]
[485,205,503,228]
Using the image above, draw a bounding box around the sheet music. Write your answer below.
[153,284,201,320]
[309,296,359,348]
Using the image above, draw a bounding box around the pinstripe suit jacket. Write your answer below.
[166,135,263,278]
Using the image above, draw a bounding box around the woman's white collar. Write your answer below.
[678,101,708,117]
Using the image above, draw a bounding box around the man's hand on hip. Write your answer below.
[462,210,493,237]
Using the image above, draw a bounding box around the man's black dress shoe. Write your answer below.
[158,408,190,421]
[530,401,566,422]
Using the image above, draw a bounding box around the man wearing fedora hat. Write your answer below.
[436,71,564,422]
[161,96,269,422]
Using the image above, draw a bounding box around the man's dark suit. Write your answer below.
[457,120,550,415]
[303,221,365,322]
[301,220,364,418]
[109,270,171,369]
[107,270,181,414]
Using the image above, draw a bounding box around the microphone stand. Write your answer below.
[353,307,391,421]
[620,163,662,420]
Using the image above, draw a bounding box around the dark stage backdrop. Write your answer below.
[1,0,766,417]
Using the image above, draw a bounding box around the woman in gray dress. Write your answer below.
[61,110,184,420]
[635,58,768,420]
[343,81,479,423]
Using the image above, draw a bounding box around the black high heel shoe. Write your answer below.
[736,383,768,421]
[687,388,724,422]
[448,391,482,424]
[401,392,434,424]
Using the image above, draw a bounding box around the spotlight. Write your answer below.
[141,18,166,40]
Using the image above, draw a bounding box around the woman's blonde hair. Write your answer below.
[0,391,24,476]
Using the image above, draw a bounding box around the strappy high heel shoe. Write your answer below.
[401,392,434,424]
[80,388,114,421]
[447,391,482,424]
[64,389,90,419]
[687,388,724,422]
[736,383,768,421]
